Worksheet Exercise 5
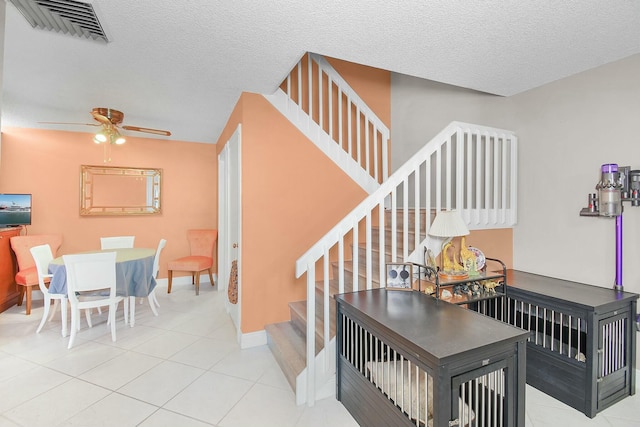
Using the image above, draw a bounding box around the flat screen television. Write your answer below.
[0,193,32,228]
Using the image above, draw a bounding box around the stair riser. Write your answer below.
[330,268,382,289]
[290,299,336,352]
[331,256,385,281]
[291,308,324,353]
[384,209,431,229]
[265,322,307,392]
[368,230,426,251]
[292,295,337,332]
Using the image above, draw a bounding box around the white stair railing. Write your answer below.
[295,121,518,405]
[264,53,389,194]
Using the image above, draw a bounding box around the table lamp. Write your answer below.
[428,210,470,280]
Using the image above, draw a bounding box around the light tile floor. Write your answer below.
[0,284,638,427]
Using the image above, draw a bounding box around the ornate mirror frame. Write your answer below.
[80,165,162,216]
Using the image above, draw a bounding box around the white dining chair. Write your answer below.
[30,244,68,336]
[149,238,167,311]
[63,251,123,349]
[100,236,135,249]
[130,238,167,327]
[98,236,133,321]
[95,235,133,318]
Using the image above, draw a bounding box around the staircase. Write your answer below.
[264,52,389,194]
[266,208,428,403]
[263,54,518,407]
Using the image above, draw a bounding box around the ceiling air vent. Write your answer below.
[9,0,109,43]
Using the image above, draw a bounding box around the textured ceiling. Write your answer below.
[1,0,639,144]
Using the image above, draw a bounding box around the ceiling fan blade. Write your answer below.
[39,121,99,126]
[122,125,171,136]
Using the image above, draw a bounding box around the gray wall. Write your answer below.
[512,54,640,290]
[391,75,515,171]
[391,54,640,293]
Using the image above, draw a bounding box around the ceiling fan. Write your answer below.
[42,107,172,145]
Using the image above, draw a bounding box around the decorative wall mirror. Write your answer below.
[80,165,162,216]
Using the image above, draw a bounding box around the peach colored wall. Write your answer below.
[280,55,392,182]
[454,228,513,269]
[325,57,391,128]
[215,57,393,334]
[0,128,217,278]
[216,95,244,155]
[325,57,392,182]
[240,93,367,332]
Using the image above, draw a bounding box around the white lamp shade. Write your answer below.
[428,210,469,237]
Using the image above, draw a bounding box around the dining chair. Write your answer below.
[100,235,135,249]
[10,234,63,315]
[63,251,122,349]
[167,229,217,295]
[97,237,131,324]
[30,244,68,336]
[149,238,167,311]
[130,238,167,326]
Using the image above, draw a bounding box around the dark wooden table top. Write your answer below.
[506,270,639,310]
[336,288,528,365]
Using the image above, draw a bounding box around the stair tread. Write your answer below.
[290,299,337,340]
[270,214,431,399]
[265,321,306,391]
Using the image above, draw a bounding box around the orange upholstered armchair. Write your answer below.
[167,229,217,296]
[10,234,63,314]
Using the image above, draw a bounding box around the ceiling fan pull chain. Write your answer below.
[103,142,112,163]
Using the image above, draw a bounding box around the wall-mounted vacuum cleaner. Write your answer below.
[580,164,640,330]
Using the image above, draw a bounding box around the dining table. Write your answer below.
[48,247,157,327]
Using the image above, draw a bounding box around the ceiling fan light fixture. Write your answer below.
[112,132,126,145]
[93,130,108,144]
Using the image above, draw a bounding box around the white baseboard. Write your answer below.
[240,330,267,349]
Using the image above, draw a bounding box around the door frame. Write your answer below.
[218,124,242,336]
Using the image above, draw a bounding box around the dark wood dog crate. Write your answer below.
[336,289,528,427]
[471,270,638,418]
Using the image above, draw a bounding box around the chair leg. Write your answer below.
[36,295,51,333]
[195,272,201,296]
[129,296,135,327]
[207,268,215,287]
[60,299,68,338]
[25,286,33,315]
[68,308,78,349]
[167,270,173,293]
[17,286,25,306]
[123,298,129,325]
[148,291,159,316]
[85,309,93,328]
[48,299,59,321]
[109,303,117,342]
[151,290,160,308]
